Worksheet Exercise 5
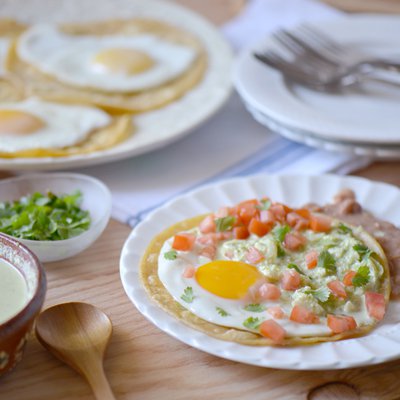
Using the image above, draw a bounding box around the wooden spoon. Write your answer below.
[35,302,115,400]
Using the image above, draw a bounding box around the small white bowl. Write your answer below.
[0,173,111,262]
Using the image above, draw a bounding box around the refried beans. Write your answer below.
[305,188,400,298]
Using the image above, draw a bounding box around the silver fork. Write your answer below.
[298,25,400,73]
[254,29,400,91]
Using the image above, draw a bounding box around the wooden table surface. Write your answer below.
[2,1,400,399]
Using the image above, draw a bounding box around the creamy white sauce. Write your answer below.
[0,259,29,324]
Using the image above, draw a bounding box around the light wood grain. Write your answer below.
[2,1,400,399]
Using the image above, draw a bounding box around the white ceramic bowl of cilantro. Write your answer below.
[0,173,112,262]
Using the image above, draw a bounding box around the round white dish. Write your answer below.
[120,174,400,370]
[245,102,400,160]
[234,14,400,144]
[0,0,232,171]
[0,173,111,262]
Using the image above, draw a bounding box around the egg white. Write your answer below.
[0,98,111,152]
[17,25,198,93]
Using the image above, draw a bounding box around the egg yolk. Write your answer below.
[0,110,45,135]
[92,48,155,75]
[195,260,262,300]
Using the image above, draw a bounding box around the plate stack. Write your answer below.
[233,15,400,159]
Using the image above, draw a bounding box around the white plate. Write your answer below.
[234,15,400,144]
[120,174,400,370]
[0,0,232,170]
[245,102,400,160]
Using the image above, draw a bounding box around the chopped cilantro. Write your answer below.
[317,250,336,274]
[256,199,271,211]
[276,243,286,257]
[164,250,178,260]
[352,265,370,287]
[243,316,262,330]
[287,263,304,275]
[0,191,90,241]
[181,287,194,303]
[216,307,230,317]
[305,287,330,303]
[338,223,352,234]
[215,216,236,232]
[244,303,266,312]
[272,224,290,242]
[353,244,372,260]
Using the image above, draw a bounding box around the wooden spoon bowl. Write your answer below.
[35,302,115,400]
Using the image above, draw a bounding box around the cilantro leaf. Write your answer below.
[276,242,286,258]
[272,225,291,243]
[338,223,352,234]
[256,199,271,211]
[216,307,230,317]
[353,244,372,260]
[164,250,178,260]
[287,263,304,275]
[352,265,370,287]
[244,303,266,312]
[243,316,262,330]
[305,286,330,302]
[317,250,336,274]
[215,216,236,232]
[0,190,90,241]
[181,287,194,303]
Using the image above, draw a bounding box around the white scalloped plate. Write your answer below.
[233,15,400,145]
[0,0,232,170]
[120,174,400,370]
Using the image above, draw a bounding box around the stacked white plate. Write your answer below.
[233,15,400,159]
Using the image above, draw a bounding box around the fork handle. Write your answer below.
[367,59,400,73]
[361,72,400,89]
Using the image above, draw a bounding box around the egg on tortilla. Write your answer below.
[7,19,207,113]
[140,198,390,346]
[0,98,132,158]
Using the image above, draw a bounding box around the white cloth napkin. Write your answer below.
[78,0,372,227]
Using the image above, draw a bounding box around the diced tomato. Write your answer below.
[270,204,287,222]
[233,226,250,240]
[216,231,233,241]
[365,292,386,320]
[258,283,281,300]
[199,215,216,234]
[267,306,285,319]
[245,246,264,264]
[182,266,196,278]
[197,233,218,246]
[238,200,259,225]
[199,245,216,260]
[328,280,347,299]
[259,320,286,344]
[305,250,318,269]
[309,213,332,232]
[327,314,357,334]
[290,305,319,324]
[260,209,276,224]
[172,233,196,251]
[284,232,306,251]
[248,218,272,237]
[281,270,301,291]
[286,212,309,230]
[343,270,357,287]
[294,208,311,219]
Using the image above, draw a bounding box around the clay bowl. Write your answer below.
[0,234,46,376]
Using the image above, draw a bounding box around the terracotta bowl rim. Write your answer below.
[0,233,46,335]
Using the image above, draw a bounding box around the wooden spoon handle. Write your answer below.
[85,363,116,400]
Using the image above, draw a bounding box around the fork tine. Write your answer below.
[299,25,345,55]
[279,30,340,67]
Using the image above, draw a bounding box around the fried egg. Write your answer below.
[0,98,112,152]
[154,198,390,345]
[17,25,198,93]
